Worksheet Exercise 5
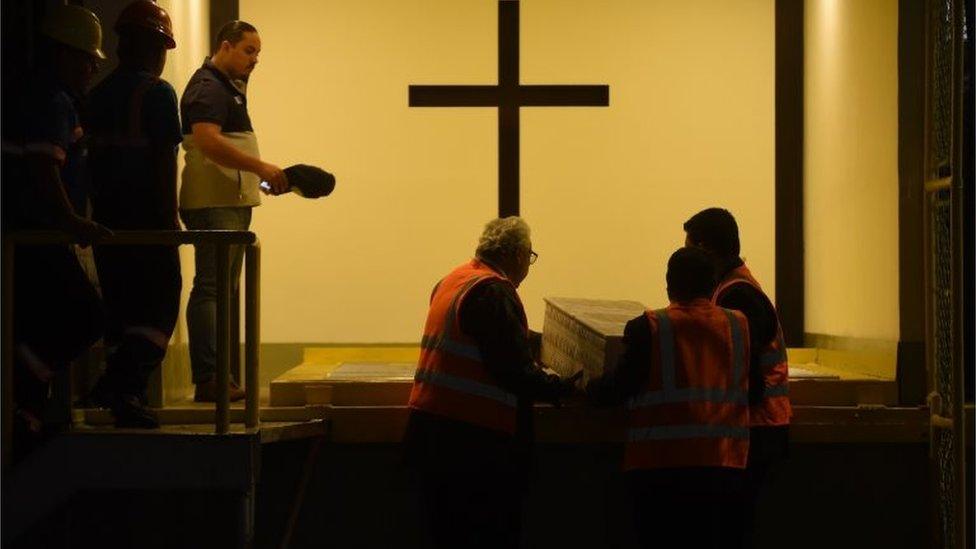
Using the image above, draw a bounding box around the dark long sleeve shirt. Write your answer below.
[459,280,564,404]
[403,278,564,480]
[587,314,654,406]
[716,259,789,461]
[715,259,777,406]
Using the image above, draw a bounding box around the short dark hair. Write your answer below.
[214,20,257,52]
[666,247,717,302]
[683,207,740,259]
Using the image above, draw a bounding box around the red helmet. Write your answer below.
[115,1,176,49]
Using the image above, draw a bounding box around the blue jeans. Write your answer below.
[180,207,252,383]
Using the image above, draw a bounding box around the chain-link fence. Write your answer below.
[931,0,955,175]
[933,188,955,549]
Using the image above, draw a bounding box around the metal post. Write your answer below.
[216,243,232,434]
[231,285,242,386]
[2,241,14,469]
[239,484,256,549]
[244,243,260,429]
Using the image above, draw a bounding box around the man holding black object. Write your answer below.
[260,164,335,198]
[404,216,577,549]
[178,20,288,402]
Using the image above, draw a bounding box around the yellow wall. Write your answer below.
[238,0,775,342]
[804,0,899,341]
[159,0,210,396]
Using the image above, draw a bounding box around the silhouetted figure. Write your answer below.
[403,217,575,549]
[685,207,792,547]
[1,4,110,449]
[86,0,182,429]
[588,247,752,549]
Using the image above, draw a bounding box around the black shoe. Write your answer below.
[111,394,159,429]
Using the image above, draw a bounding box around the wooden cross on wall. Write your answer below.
[409,0,610,217]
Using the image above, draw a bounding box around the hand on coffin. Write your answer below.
[556,370,585,405]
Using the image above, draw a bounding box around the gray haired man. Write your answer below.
[404,217,576,549]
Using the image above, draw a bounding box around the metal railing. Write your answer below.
[2,230,261,467]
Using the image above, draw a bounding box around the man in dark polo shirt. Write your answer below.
[179,20,288,402]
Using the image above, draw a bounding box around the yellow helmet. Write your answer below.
[40,5,107,60]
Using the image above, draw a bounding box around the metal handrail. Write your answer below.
[925,177,952,193]
[2,230,262,467]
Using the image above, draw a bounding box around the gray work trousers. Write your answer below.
[180,206,252,384]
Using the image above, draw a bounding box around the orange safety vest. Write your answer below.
[624,301,751,471]
[408,259,526,435]
[713,265,792,427]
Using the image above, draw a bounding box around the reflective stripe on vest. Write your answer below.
[408,259,524,433]
[627,387,747,408]
[627,307,747,433]
[724,308,746,393]
[420,334,484,363]
[713,266,792,426]
[628,424,750,442]
[628,309,747,409]
[758,339,789,398]
[623,304,751,469]
[2,140,67,162]
[414,367,517,408]
[759,347,787,368]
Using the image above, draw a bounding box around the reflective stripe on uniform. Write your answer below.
[627,386,747,409]
[629,309,747,410]
[414,368,517,407]
[762,384,789,398]
[123,325,171,350]
[759,347,788,368]
[723,309,745,387]
[1,141,25,154]
[653,309,676,390]
[627,423,750,442]
[3,140,66,162]
[420,334,484,363]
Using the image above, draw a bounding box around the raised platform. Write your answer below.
[257,341,921,445]
[268,345,896,408]
[270,346,419,406]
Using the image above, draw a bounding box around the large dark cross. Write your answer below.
[409,0,610,217]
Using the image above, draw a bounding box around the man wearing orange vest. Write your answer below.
[684,208,792,547]
[404,216,573,549]
[588,247,751,549]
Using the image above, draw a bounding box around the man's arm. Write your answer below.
[718,284,776,404]
[459,281,565,404]
[190,122,288,193]
[587,314,652,406]
[25,154,111,243]
[151,145,179,229]
[143,82,182,229]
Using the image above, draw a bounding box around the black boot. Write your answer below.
[89,375,159,429]
[110,393,159,429]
